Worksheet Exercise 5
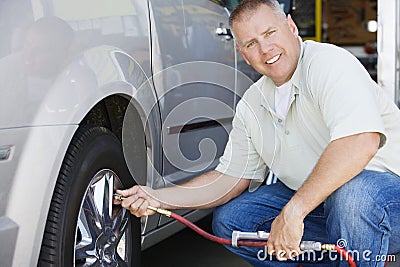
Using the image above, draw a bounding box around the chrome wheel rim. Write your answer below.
[74,169,131,266]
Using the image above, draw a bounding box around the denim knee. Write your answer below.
[325,171,385,229]
[324,170,398,257]
[325,170,392,222]
[212,204,234,239]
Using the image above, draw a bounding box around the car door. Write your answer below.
[150,0,235,187]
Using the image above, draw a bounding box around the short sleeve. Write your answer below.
[215,99,267,180]
[307,47,386,147]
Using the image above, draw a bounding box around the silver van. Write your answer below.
[0,0,267,266]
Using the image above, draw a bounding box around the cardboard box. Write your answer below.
[325,0,377,45]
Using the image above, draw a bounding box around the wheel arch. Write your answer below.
[79,93,156,185]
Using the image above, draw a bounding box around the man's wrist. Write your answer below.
[149,188,175,210]
[282,199,309,221]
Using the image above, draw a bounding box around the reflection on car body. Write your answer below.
[0,0,258,266]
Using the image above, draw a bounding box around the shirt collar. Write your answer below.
[291,38,305,92]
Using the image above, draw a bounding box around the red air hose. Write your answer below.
[334,245,357,267]
[112,194,357,267]
[170,211,268,247]
[152,206,357,267]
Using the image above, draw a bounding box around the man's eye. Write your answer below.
[265,30,276,37]
[246,42,255,49]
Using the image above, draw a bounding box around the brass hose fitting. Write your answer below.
[147,206,172,217]
[321,244,336,251]
[113,194,171,217]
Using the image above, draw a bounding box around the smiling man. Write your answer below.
[117,0,400,266]
[211,0,400,265]
[233,1,300,87]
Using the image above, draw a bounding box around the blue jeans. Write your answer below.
[212,170,400,266]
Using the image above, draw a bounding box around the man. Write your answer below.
[0,16,74,123]
[117,0,400,266]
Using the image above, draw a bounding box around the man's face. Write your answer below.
[232,5,300,86]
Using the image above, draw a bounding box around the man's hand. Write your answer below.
[115,186,161,217]
[113,171,249,217]
[265,132,380,261]
[267,205,304,261]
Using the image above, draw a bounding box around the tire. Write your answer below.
[38,126,141,266]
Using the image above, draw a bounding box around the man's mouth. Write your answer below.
[266,54,281,64]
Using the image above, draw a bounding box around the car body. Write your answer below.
[0,0,261,266]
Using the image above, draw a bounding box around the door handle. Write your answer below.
[216,27,233,40]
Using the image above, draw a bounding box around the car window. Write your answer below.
[224,0,240,10]
[209,0,224,6]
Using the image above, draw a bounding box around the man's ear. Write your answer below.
[236,45,251,65]
[287,14,299,36]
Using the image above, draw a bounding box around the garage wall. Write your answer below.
[377,0,396,101]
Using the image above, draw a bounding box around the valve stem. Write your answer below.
[113,193,172,217]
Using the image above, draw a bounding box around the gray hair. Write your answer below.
[229,0,286,29]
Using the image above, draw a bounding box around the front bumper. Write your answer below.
[0,125,77,266]
[0,217,18,267]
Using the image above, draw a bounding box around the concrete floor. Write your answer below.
[142,215,400,267]
[142,214,251,267]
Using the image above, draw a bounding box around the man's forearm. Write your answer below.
[148,170,250,210]
[283,132,381,219]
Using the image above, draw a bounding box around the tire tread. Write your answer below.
[38,126,116,266]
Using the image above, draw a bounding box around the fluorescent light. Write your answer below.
[367,20,378,33]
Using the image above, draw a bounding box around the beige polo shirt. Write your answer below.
[216,40,400,190]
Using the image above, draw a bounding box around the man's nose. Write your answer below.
[259,39,273,54]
